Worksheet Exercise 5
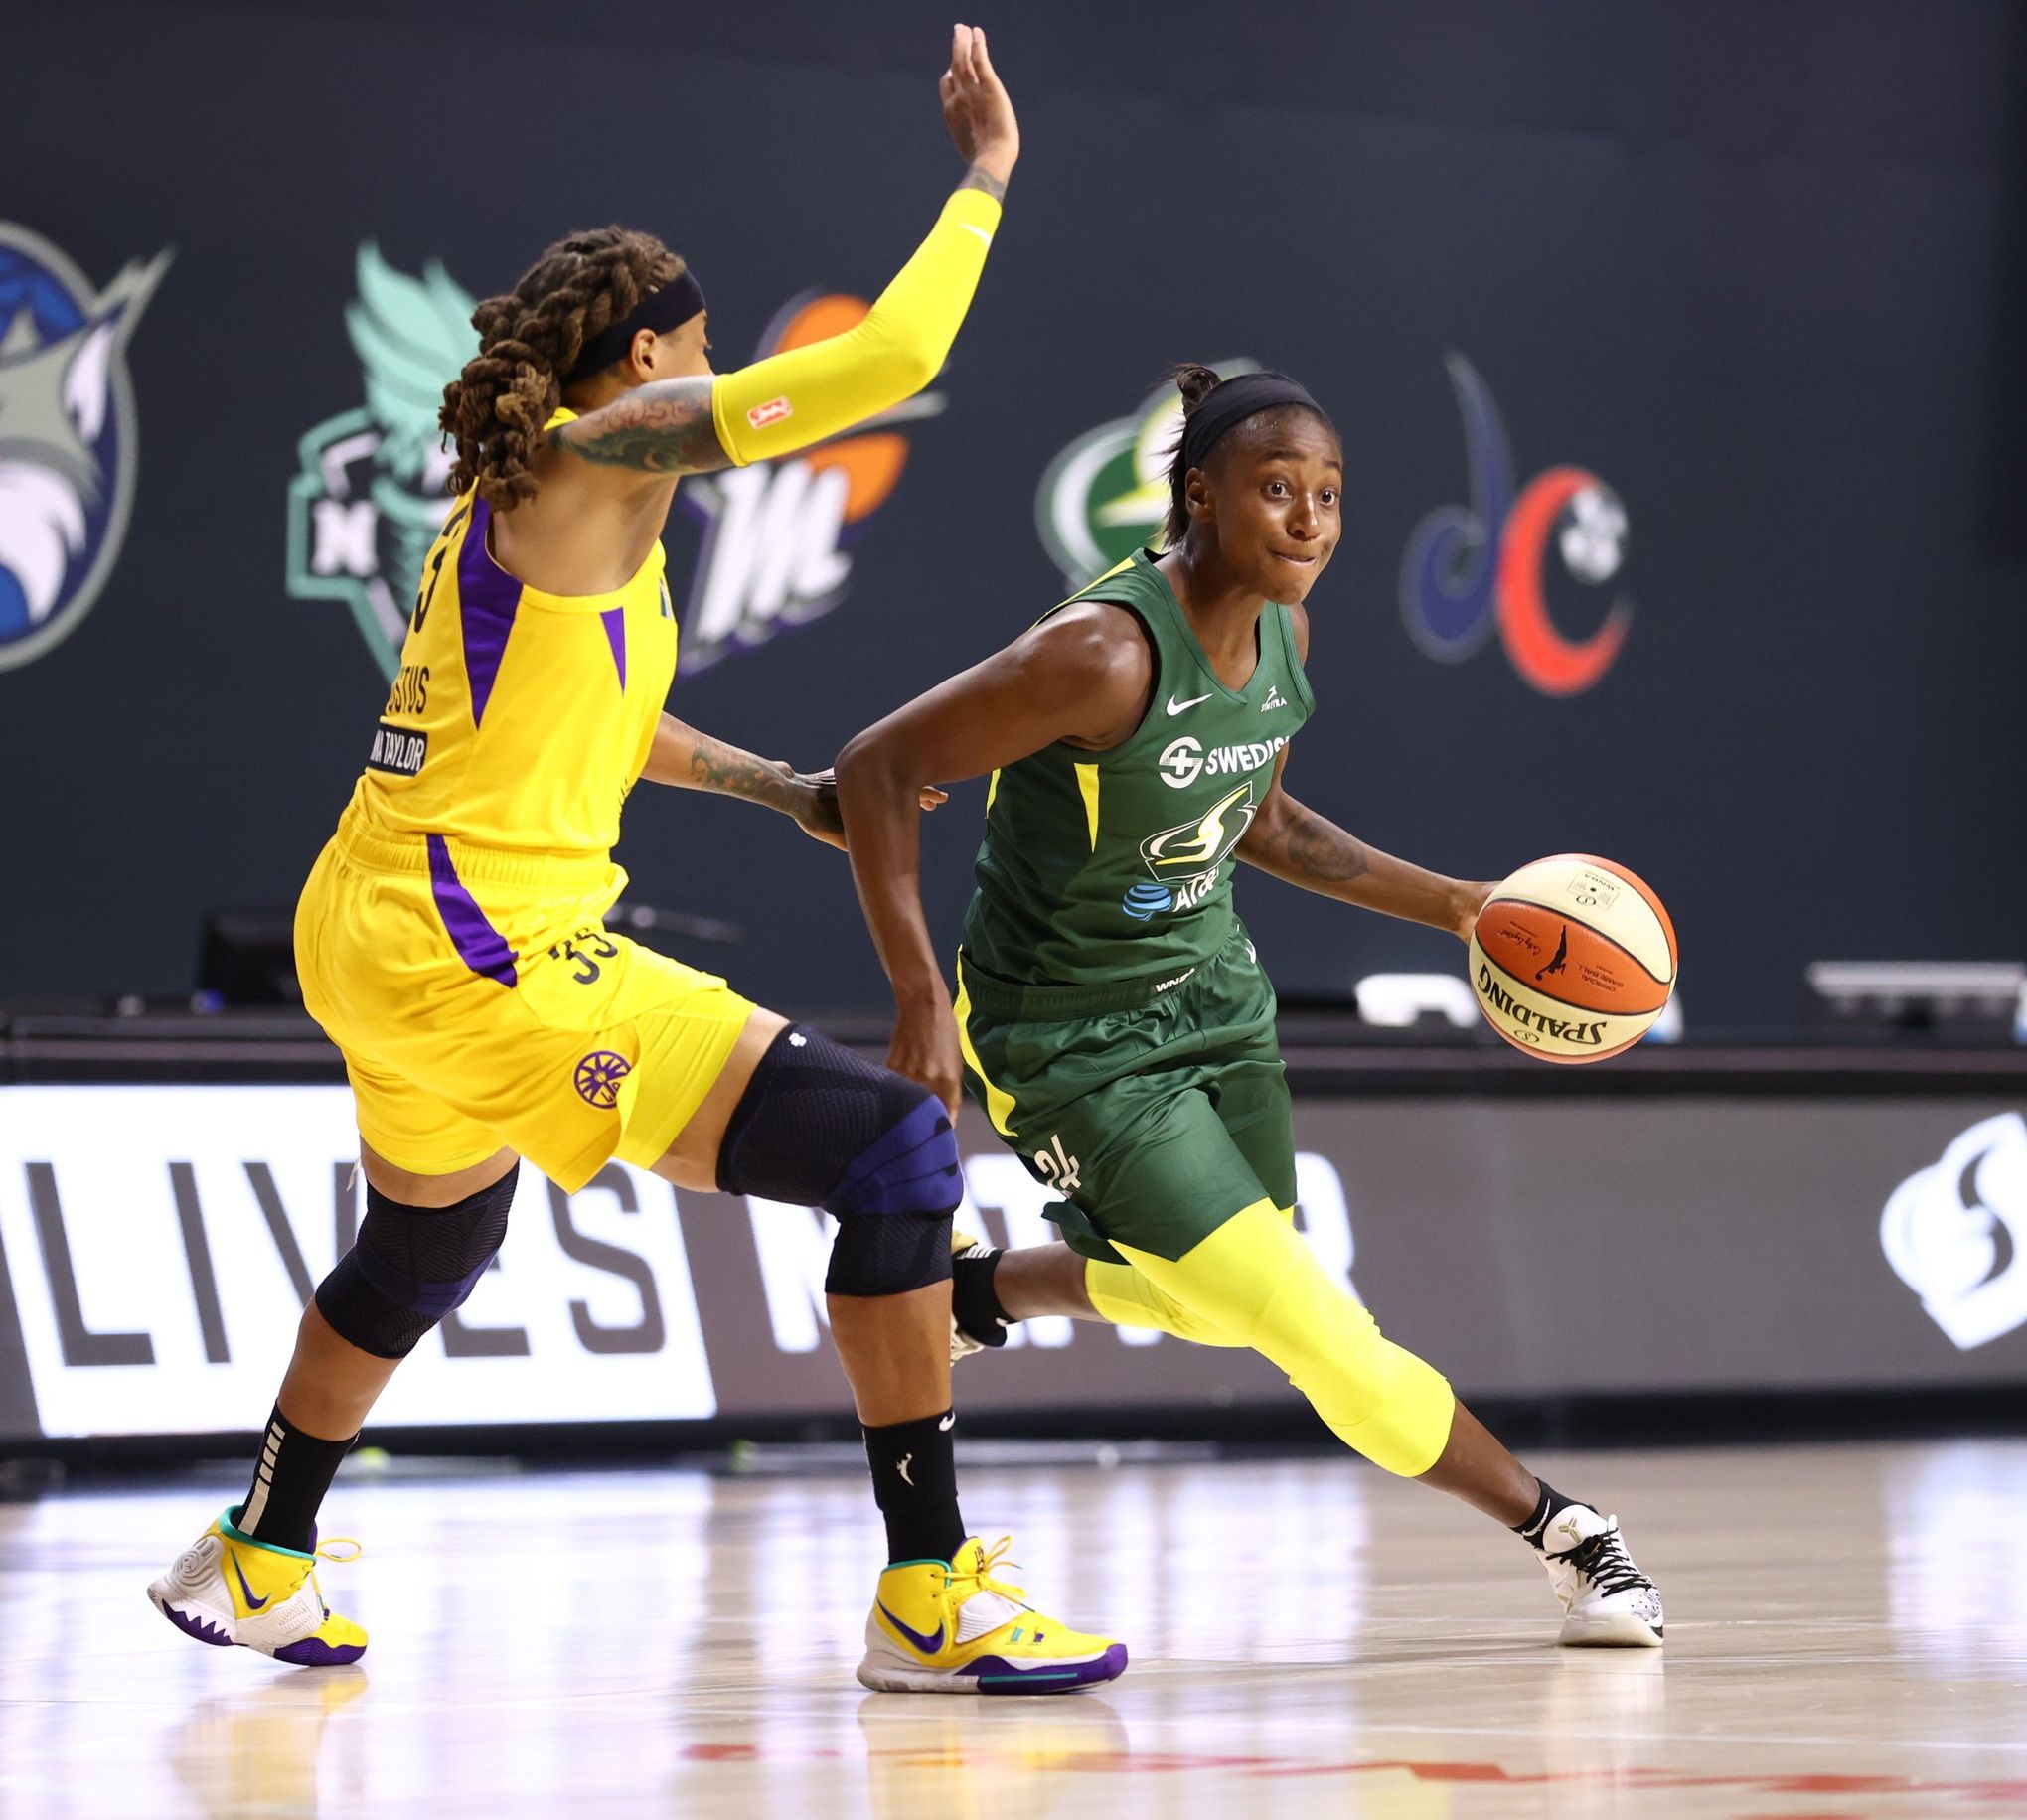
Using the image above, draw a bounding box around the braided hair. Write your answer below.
[440,227,688,509]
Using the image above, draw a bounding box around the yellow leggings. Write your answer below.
[1083,1199,1457,1478]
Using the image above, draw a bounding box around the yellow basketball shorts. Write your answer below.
[295,813,755,1193]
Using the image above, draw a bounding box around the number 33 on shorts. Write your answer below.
[1033,1133,1081,1193]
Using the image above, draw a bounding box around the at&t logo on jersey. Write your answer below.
[677,291,937,673]
[1034,360,1259,587]
[288,245,478,682]
[1400,355,1634,697]
[0,226,170,673]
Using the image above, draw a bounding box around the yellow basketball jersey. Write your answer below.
[347,409,677,859]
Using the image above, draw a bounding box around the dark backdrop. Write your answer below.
[3,0,2022,1032]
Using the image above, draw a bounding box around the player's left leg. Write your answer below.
[642,1010,1127,1694]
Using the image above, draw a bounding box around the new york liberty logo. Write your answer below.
[288,245,476,682]
[0,226,171,673]
[1035,361,1258,589]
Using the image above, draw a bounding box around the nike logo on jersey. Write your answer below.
[1166,691,1214,716]
[1261,684,1289,711]
[231,1556,271,1612]
[877,1603,946,1656]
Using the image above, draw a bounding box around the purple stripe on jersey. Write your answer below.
[425,834,519,987]
[600,606,626,691]
[456,498,522,729]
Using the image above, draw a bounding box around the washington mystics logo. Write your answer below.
[0,226,171,673]
[1401,355,1633,697]
[676,291,936,673]
[288,245,477,682]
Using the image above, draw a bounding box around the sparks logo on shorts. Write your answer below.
[1401,355,1633,697]
[1881,1113,2027,1351]
[572,1051,632,1110]
[678,291,938,673]
[1034,360,1259,588]
[0,225,171,673]
[287,245,478,682]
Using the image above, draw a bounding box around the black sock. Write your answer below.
[862,1410,966,1564]
[236,1405,356,1554]
[950,1242,1011,1349]
[1514,1478,1583,1551]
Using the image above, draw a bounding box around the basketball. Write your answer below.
[1469,854,1678,1062]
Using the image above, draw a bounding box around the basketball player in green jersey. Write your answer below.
[836,365,1664,1647]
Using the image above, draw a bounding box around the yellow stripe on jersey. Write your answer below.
[952,957,1016,1137]
[1073,762,1100,850]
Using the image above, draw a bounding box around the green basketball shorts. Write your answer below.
[953,928,1297,1264]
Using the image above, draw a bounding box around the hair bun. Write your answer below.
[1173,363,1223,413]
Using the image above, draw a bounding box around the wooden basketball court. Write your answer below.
[3,1439,2023,1817]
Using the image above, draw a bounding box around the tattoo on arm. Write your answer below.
[550,378,731,476]
[958,161,1007,202]
[688,736,799,815]
[1247,803,1372,883]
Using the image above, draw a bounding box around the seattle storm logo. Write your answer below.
[0,226,171,673]
[287,245,477,682]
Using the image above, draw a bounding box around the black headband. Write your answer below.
[563,269,706,384]
[1180,370,1327,474]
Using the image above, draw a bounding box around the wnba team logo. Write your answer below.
[288,245,478,682]
[1881,1113,2027,1351]
[677,291,934,672]
[1401,355,1633,697]
[0,226,171,673]
[1035,361,1258,589]
[573,1050,632,1110]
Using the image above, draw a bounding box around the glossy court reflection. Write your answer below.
[2,1442,2024,1818]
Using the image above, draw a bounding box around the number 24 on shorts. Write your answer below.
[1034,1133,1081,1194]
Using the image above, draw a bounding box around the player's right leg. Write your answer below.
[646,1009,1126,1694]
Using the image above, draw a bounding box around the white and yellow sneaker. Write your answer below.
[147,1507,367,1666]
[858,1537,1127,1694]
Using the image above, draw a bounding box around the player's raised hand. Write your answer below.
[940,23,1018,186]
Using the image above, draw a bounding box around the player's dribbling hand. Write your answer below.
[889,996,965,1119]
[793,767,947,851]
[1452,879,1498,941]
[940,23,1018,182]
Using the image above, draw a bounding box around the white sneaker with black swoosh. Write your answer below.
[1539,1505,1664,1646]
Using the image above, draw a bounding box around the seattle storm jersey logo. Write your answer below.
[0,226,171,673]
[287,245,478,683]
[1122,783,1257,920]
[1034,359,1260,588]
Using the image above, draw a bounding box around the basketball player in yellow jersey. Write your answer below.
[148,26,1126,1696]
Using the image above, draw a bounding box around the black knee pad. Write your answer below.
[716,1026,961,1297]
[315,1163,519,1359]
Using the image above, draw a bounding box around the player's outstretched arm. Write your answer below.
[835,607,1150,1110]
[641,713,945,850]
[550,24,1016,479]
[1235,605,1491,934]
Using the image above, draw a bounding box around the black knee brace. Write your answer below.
[716,1027,960,1297]
[315,1163,519,1359]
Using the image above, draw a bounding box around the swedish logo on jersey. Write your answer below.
[287,245,476,682]
[0,226,171,673]
[1035,360,1258,590]
[1121,783,1257,918]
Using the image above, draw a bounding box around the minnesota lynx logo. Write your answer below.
[676,291,937,673]
[287,245,476,682]
[1035,360,1258,589]
[0,226,171,672]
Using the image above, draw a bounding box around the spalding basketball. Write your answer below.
[1469,854,1678,1062]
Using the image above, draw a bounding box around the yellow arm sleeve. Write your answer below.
[709,187,1003,466]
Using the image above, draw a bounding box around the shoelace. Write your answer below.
[1549,1522,1649,1597]
[314,1537,364,1566]
[948,1536,1029,1610]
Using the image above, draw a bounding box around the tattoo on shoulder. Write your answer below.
[958,163,1007,203]
[551,378,730,476]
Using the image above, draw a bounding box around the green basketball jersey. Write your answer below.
[960,549,1315,988]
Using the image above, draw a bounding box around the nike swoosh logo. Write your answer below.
[231,1556,271,1611]
[1167,692,1214,716]
[878,1603,946,1656]
[960,223,995,247]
